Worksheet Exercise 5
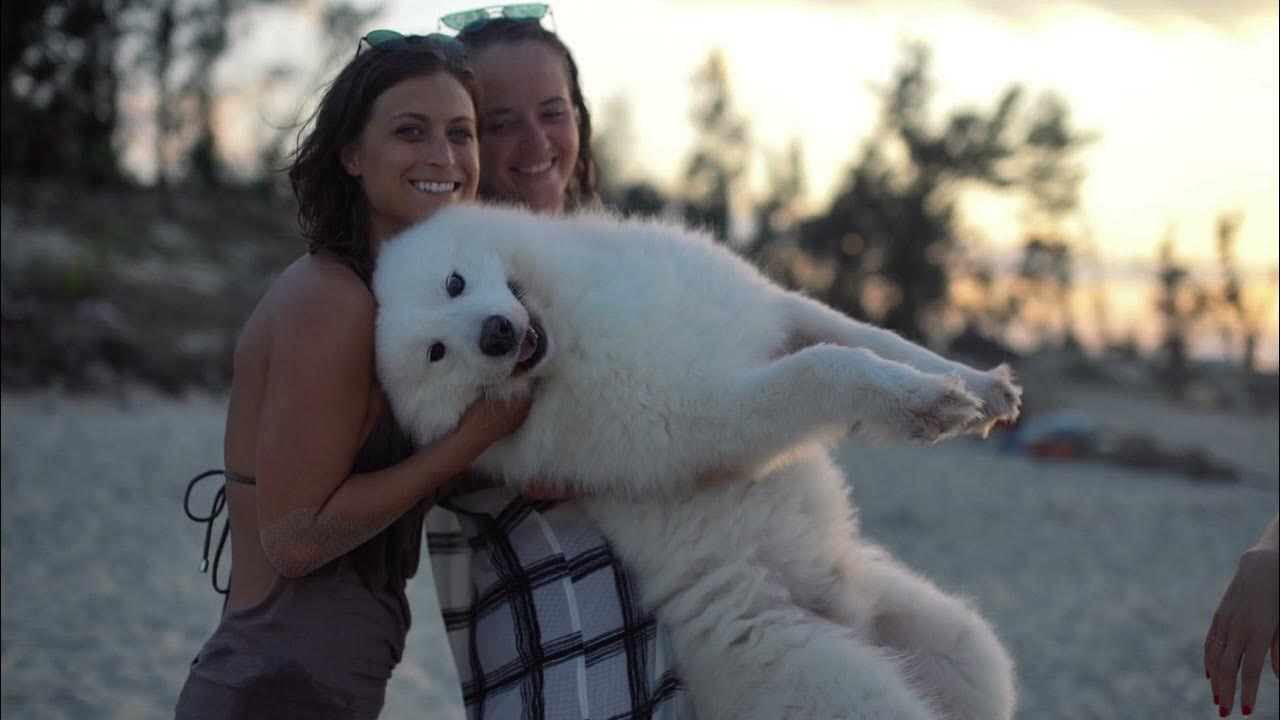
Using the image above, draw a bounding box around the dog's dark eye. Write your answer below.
[446,272,465,298]
[507,280,523,298]
[428,342,447,362]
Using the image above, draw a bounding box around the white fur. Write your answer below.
[374,204,1019,720]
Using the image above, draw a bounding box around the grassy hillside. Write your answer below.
[1,179,299,392]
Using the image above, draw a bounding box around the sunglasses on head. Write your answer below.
[438,3,555,34]
[354,30,467,60]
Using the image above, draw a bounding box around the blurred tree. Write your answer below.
[1076,226,1116,354]
[142,0,286,187]
[608,181,672,220]
[800,43,1022,342]
[251,1,382,192]
[1214,212,1247,370]
[594,94,635,192]
[683,50,750,243]
[314,2,383,69]
[2,0,131,182]
[948,235,1009,340]
[183,0,237,187]
[2,0,279,186]
[1,0,375,188]
[1019,93,1090,226]
[1213,213,1279,373]
[800,42,1092,347]
[1008,92,1095,350]
[1012,236,1075,348]
[595,93,672,219]
[150,0,178,188]
[748,138,806,256]
[1154,228,1210,384]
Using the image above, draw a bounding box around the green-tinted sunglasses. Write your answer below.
[438,3,555,34]
[355,29,467,60]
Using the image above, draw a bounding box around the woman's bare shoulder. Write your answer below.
[277,252,370,303]
[267,252,375,328]
[231,253,374,373]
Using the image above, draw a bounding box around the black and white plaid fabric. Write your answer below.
[427,487,690,720]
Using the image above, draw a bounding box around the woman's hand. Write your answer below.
[453,392,535,452]
[426,393,536,503]
[1205,544,1280,716]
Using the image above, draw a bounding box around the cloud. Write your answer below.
[954,0,1277,31]
[722,0,1278,33]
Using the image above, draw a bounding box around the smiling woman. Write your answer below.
[338,73,480,248]
[174,34,534,720]
[418,14,692,720]
[470,40,582,211]
[289,36,484,282]
[460,16,597,212]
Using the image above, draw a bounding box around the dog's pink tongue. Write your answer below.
[516,327,538,362]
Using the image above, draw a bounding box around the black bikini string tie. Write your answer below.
[183,469,234,595]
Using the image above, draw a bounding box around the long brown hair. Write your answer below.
[287,41,479,283]
[457,19,598,211]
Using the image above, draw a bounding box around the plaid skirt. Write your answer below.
[427,489,691,720]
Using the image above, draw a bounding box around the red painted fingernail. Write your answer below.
[1242,706,1251,716]
[1220,706,1230,717]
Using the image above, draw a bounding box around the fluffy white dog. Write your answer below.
[374,204,1019,720]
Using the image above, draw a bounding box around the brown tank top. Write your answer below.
[183,412,424,715]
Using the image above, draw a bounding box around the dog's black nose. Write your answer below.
[479,315,517,357]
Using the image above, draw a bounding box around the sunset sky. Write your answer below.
[382,1,1277,265]
[164,0,1279,362]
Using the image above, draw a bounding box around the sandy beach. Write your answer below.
[2,386,1277,720]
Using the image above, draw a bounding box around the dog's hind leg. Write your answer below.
[678,615,944,720]
[856,550,1017,720]
[673,345,984,480]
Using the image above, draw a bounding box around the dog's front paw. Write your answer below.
[862,371,984,444]
[904,374,986,443]
[961,364,1023,437]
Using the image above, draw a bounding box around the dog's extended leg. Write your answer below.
[779,291,1021,434]
[854,549,1017,720]
[681,620,945,720]
[672,344,983,480]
